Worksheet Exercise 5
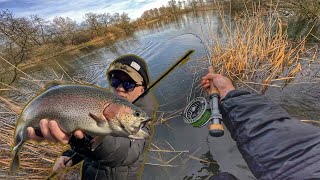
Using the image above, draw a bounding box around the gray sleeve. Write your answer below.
[220,90,320,179]
[92,123,151,165]
[121,92,157,165]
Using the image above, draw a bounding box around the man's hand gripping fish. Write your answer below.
[9,83,150,175]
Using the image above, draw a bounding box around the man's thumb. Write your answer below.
[65,159,73,167]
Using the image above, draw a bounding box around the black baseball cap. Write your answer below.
[107,54,150,89]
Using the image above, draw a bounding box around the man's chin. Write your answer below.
[116,93,126,99]
[119,95,126,99]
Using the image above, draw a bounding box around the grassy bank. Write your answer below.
[12,31,123,71]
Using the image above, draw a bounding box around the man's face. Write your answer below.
[110,71,145,103]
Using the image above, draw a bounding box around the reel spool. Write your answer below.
[183,97,211,127]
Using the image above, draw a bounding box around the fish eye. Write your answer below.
[135,112,140,117]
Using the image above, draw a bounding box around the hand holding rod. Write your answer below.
[46,152,77,180]
[208,66,224,137]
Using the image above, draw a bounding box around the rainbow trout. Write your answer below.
[9,83,150,175]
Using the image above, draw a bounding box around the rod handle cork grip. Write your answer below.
[208,66,219,94]
[208,66,224,137]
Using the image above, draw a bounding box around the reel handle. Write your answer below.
[208,66,224,137]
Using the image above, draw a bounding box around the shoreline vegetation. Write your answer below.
[0,0,320,179]
[0,0,319,84]
[0,1,218,83]
[207,5,309,94]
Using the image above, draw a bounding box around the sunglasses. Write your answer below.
[110,77,143,92]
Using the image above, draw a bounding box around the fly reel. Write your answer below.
[183,97,211,128]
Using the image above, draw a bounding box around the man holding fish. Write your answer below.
[25,53,320,180]
[27,54,157,179]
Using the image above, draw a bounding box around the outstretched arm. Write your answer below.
[202,73,320,179]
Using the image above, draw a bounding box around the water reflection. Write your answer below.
[183,149,220,180]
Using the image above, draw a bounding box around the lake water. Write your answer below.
[3,10,320,180]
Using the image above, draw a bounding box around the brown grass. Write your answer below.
[0,119,70,178]
[206,2,316,93]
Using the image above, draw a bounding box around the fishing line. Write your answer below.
[133,49,195,104]
[164,32,211,61]
[133,32,210,106]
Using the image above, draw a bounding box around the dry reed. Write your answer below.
[146,140,215,168]
[0,119,69,179]
[206,1,316,93]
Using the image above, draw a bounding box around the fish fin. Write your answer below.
[90,136,104,151]
[10,127,27,175]
[89,113,105,127]
[44,81,63,90]
[9,150,19,175]
[128,129,149,140]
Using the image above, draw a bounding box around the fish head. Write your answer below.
[103,102,150,139]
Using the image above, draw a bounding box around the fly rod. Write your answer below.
[46,152,77,180]
[133,50,195,104]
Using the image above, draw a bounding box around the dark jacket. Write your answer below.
[63,93,157,180]
[220,90,320,180]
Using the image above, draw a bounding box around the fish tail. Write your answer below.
[9,124,27,175]
[9,148,20,175]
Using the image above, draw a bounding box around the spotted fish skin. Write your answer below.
[9,84,149,175]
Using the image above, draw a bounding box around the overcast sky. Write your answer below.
[0,0,168,22]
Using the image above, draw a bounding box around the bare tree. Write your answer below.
[0,10,38,83]
[100,13,112,28]
[168,0,177,14]
[153,8,160,18]
[30,15,49,44]
[84,13,102,36]
[50,17,78,45]
[0,10,39,48]
[141,10,148,21]
[159,6,167,16]
[178,1,183,12]
[117,12,133,33]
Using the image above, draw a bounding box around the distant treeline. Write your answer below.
[135,0,216,23]
[0,0,217,80]
[0,9,135,84]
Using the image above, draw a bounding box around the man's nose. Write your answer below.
[116,83,125,91]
